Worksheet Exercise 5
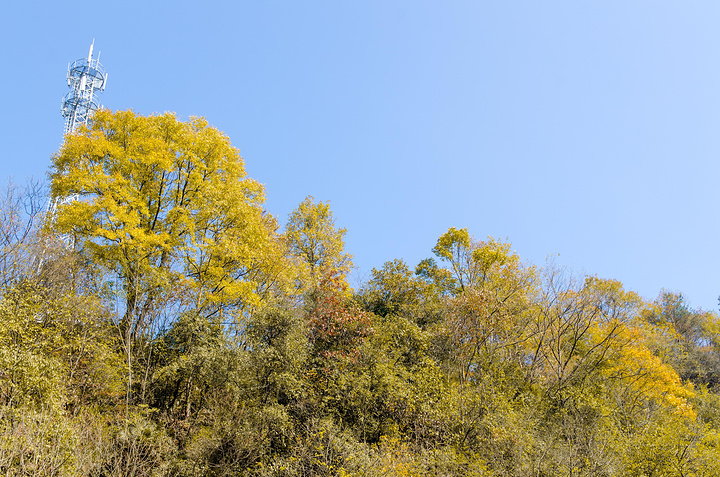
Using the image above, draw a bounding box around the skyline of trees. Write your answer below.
[1,109,719,476]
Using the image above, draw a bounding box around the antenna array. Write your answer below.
[41,43,108,263]
[61,42,107,136]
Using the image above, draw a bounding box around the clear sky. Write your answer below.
[2,1,719,310]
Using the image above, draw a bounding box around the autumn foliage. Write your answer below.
[307,273,374,363]
[1,110,719,475]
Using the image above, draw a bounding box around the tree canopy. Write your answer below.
[1,111,719,475]
[50,110,289,338]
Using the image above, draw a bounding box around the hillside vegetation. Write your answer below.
[2,110,719,476]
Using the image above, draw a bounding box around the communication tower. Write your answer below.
[61,41,107,135]
[42,42,108,259]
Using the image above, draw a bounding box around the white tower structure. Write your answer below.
[61,41,107,135]
[44,43,108,257]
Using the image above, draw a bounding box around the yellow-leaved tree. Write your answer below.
[50,109,289,342]
[428,228,537,383]
[285,196,351,291]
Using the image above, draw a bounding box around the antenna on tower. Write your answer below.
[61,41,107,136]
[40,43,109,266]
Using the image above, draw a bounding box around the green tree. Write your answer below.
[359,259,440,324]
[0,281,123,411]
[246,304,308,407]
[643,292,720,388]
[147,311,229,425]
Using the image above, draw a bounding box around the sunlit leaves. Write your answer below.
[427,228,536,384]
[642,292,720,389]
[0,282,122,410]
[50,110,288,334]
[360,259,440,323]
[285,196,351,291]
[307,272,373,363]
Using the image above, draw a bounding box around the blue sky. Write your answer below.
[2,1,720,310]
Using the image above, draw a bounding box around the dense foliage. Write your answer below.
[2,110,720,476]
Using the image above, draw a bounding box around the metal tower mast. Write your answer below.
[43,43,108,258]
[61,41,107,135]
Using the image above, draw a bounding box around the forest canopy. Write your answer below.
[1,109,719,476]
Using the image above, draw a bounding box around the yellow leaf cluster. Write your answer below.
[50,109,291,328]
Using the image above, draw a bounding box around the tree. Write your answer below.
[425,228,536,384]
[526,271,635,404]
[0,280,123,411]
[50,109,288,342]
[643,292,720,389]
[359,259,440,322]
[0,179,45,291]
[306,272,373,364]
[285,196,351,290]
[431,227,474,293]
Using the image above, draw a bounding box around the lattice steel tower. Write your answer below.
[45,42,108,256]
[61,41,107,135]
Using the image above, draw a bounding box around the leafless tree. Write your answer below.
[0,179,46,291]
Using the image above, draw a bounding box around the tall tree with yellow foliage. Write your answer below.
[50,110,289,341]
